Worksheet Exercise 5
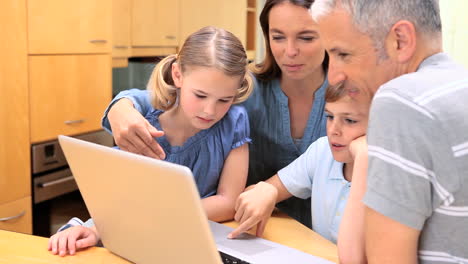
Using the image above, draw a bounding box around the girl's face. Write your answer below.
[173,65,240,130]
[325,96,369,163]
[268,2,326,80]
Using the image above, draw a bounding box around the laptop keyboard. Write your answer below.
[219,251,251,264]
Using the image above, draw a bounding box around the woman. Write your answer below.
[103,0,328,228]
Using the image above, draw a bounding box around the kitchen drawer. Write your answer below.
[29,54,112,143]
[0,196,32,234]
[28,0,111,54]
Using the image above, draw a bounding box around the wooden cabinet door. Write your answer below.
[0,197,32,234]
[132,0,179,47]
[180,0,246,45]
[113,0,132,59]
[29,55,112,143]
[28,0,112,54]
[0,0,31,205]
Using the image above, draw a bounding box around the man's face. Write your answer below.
[316,8,399,98]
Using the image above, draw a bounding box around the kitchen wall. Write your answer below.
[440,0,468,68]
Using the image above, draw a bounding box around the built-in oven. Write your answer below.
[32,130,114,237]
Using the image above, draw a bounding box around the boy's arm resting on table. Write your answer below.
[365,208,420,264]
[337,136,367,264]
[103,89,166,159]
[228,174,293,239]
[202,144,249,222]
[48,225,100,257]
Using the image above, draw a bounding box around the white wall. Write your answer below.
[440,0,468,68]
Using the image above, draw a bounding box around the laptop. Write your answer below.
[58,135,334,264]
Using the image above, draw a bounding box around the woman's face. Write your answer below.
[268,2,326,80]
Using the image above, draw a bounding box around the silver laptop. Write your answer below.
[58,135,334,264]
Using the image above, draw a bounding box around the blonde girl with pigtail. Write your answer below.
[48,26,254,256]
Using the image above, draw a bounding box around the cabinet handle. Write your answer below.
[64,119,85,125]
[89,39,108,44]
[39,176,75,188]
[0,211,26,222]
[114,45,129,49]
[165,35,176,40]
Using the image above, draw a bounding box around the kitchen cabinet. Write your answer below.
[28,0,112,54]
[0,0,32,234]
[113,0,132,67]
[180,0,246,45]
[131,0,179,57]
[246,0,257,60]
[180,0,257,60]
[29,55,112,143]
[0,197,33,234]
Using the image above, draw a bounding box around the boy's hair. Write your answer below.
[325,83,347,103]
[147,26,254,110]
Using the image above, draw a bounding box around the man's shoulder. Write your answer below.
[379,53,468,99]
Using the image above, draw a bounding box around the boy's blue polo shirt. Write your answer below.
[278,136,351,243]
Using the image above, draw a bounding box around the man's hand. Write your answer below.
[108,98,166,159]
[228,182,278,239]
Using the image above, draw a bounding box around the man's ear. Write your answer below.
[386,20,417,63]
[171,62,183,88]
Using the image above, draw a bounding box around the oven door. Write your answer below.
[33,168,77,204]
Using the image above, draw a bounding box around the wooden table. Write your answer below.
[0,212,338,263]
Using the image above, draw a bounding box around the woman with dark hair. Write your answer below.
[102,0,328,228]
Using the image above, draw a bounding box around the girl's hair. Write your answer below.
[325,83,346,103]
[252,0,329,81]
[147,26,254,110]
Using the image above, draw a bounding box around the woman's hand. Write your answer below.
[228,182,278,239]
[108,98,166,159]
[48,225,100,256]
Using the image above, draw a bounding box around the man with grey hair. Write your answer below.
[311,0,468,263]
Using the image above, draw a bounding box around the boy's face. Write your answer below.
[325,96,369,163]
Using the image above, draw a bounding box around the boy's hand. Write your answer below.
[228,182,278,239]
[108,98,166,159]
[349,136,367,159]
[48,225,100,256]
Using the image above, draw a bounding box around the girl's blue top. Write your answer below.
[143,105,251,198]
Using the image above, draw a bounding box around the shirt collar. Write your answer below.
[329,161,346,181]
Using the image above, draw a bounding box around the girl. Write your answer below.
[102,0,329,228]
[48,26,254,257]
[229,83,370,264]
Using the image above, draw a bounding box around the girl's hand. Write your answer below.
[228,182,278,239]
[48,225,100,256]
[349,136,367,159]
[108,98,166,159]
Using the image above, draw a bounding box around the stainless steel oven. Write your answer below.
[32,130,113,236]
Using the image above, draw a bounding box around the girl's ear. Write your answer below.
[171,62,183,88]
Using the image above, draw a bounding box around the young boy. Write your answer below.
[228,83,371,264]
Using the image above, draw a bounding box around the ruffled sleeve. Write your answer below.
[101,88,153,134]
[224,105,251,149]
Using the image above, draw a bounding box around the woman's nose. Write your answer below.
[286,40,299,57]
